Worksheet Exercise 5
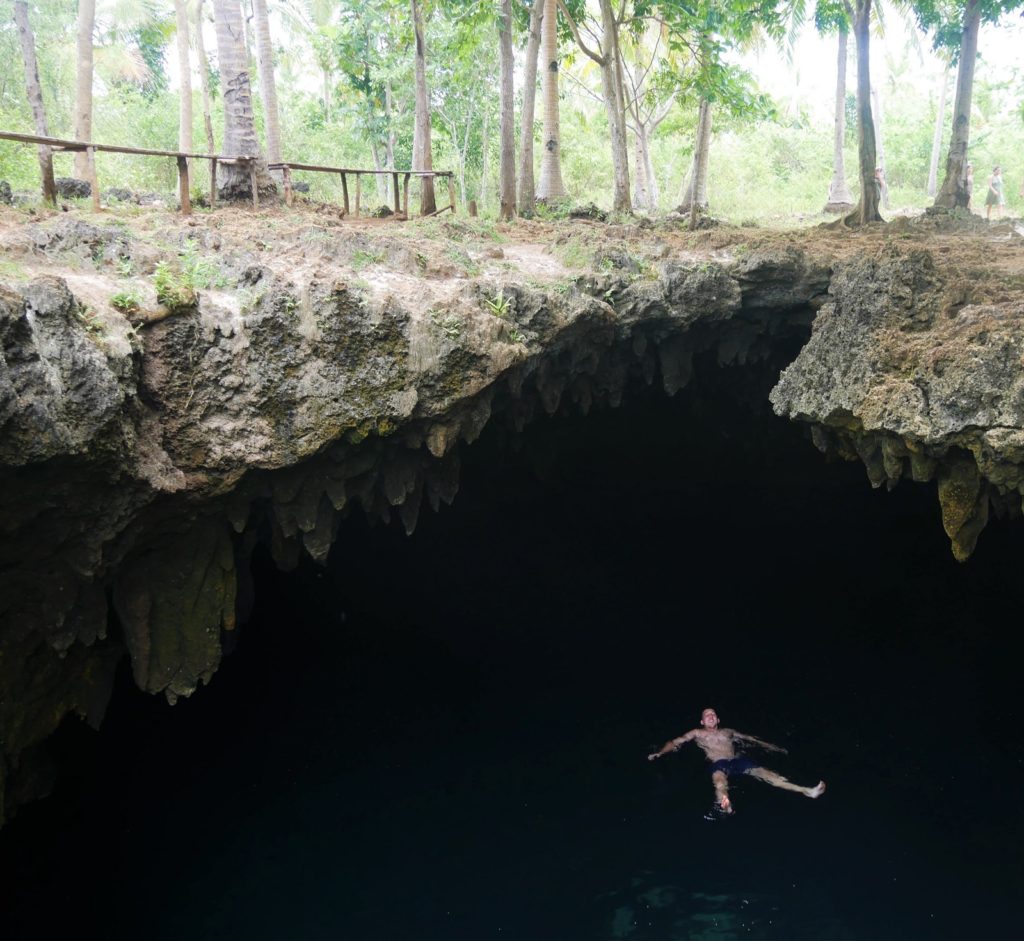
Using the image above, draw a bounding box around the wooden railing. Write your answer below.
[269,161,456,218]
[0,130,456,219]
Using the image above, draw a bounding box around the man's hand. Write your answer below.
[647,752,661,761]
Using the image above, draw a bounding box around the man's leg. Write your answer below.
[748,767,825,798]
[711,770,733,813]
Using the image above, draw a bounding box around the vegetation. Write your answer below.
[0,0,1021,226]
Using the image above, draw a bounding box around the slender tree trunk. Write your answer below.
[871,84,889,208]
[824,29,854,212]
[518,0,543,215]
[927,61,951,198]
[73,0,95,179]
[14,1,56,205]
[844,0,882,226]
[252,0,282,173]
[688,98,712,229]
[411,0,436,215]
[195,0,217,153]
[633,129,648,210]
[212,0,272,198]
[383,81,396,202]
[934,0,980,210]
[479,109,490,210]
[643,128,658,211]
[175,0,193,174]
[497,0,516,220]
[537,0,567,199]
[601,0,630,212]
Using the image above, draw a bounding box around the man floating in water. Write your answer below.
[647,707,825,815]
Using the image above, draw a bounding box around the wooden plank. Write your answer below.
[340,172,350,215]
[209,157,217,209]
[354,173,361,218]
[87,146,100,212]
[248,160,259,210]
[176,155,191,216]
[403,173,411,219]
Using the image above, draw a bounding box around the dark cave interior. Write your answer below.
[2,351,1022,940]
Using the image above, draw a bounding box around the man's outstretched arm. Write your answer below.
[732,731,787,754]
[647,730,698,761]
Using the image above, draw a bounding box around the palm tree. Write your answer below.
[195,0,217,154]
[252,0,283,171]
[843,0,882,225]
[933,0,980,209]
[13,1,56,205]
[74,0,96,179]
[497,0,516,220]
[174,0,193,167]
[536,0,567,199]
[824,28,855,212]
[212,0,272,198]
[411,0,436,215]
[518,0,544,216]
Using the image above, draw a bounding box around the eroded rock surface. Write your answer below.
[0,205,1021,823]
[771,247,1024,560]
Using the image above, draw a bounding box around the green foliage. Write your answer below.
[428,307,462,340]
[110,290,141,314]
[351,247,386,268]
[484,289,511,318]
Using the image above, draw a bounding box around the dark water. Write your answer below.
[3,368,1023,940]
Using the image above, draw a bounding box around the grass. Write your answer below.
[110,291,141,314]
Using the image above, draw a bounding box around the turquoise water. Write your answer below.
[2,376,1021,939]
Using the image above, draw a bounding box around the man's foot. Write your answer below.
[808,781,826,799]
[718,795,734,815]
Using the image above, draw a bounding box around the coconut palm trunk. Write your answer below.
[934,0,980,210]
[843,0,882,226]
[411,0,436,215]
[212,0,271,199]
[537,0,567,200]
[13,1,56,205]
[252,0,283,173]
[497,0,516,220]
[195,0,217,154]
[927,61,951,198]
[824,29,854,212]
[518,0,543,215]
[73,0,95,180]
[174,0,193,174]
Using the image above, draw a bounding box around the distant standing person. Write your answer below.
[986,166,1005,220]
[648,707,826,815]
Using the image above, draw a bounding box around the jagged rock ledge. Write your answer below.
[1,210,1021,823]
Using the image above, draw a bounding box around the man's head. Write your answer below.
[701,708,719,729]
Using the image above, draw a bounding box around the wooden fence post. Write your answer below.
[447,175,457,215]
[354,173,361,218]
[403,173,411,219]
[87,146,100,211]
[392,172,400,214]
[282,165,293,207]
[340,172,350,215]
[209,157,217,209]
[176,155,192,215]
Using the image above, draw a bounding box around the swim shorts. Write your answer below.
[709,756,760,777]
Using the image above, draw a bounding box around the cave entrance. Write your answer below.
[3,355,1022,939]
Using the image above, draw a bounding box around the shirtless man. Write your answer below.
[647,707,826,814]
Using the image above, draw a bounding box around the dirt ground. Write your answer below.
[1,199,1022,324]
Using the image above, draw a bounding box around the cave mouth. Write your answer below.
[2,354,1022,939]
